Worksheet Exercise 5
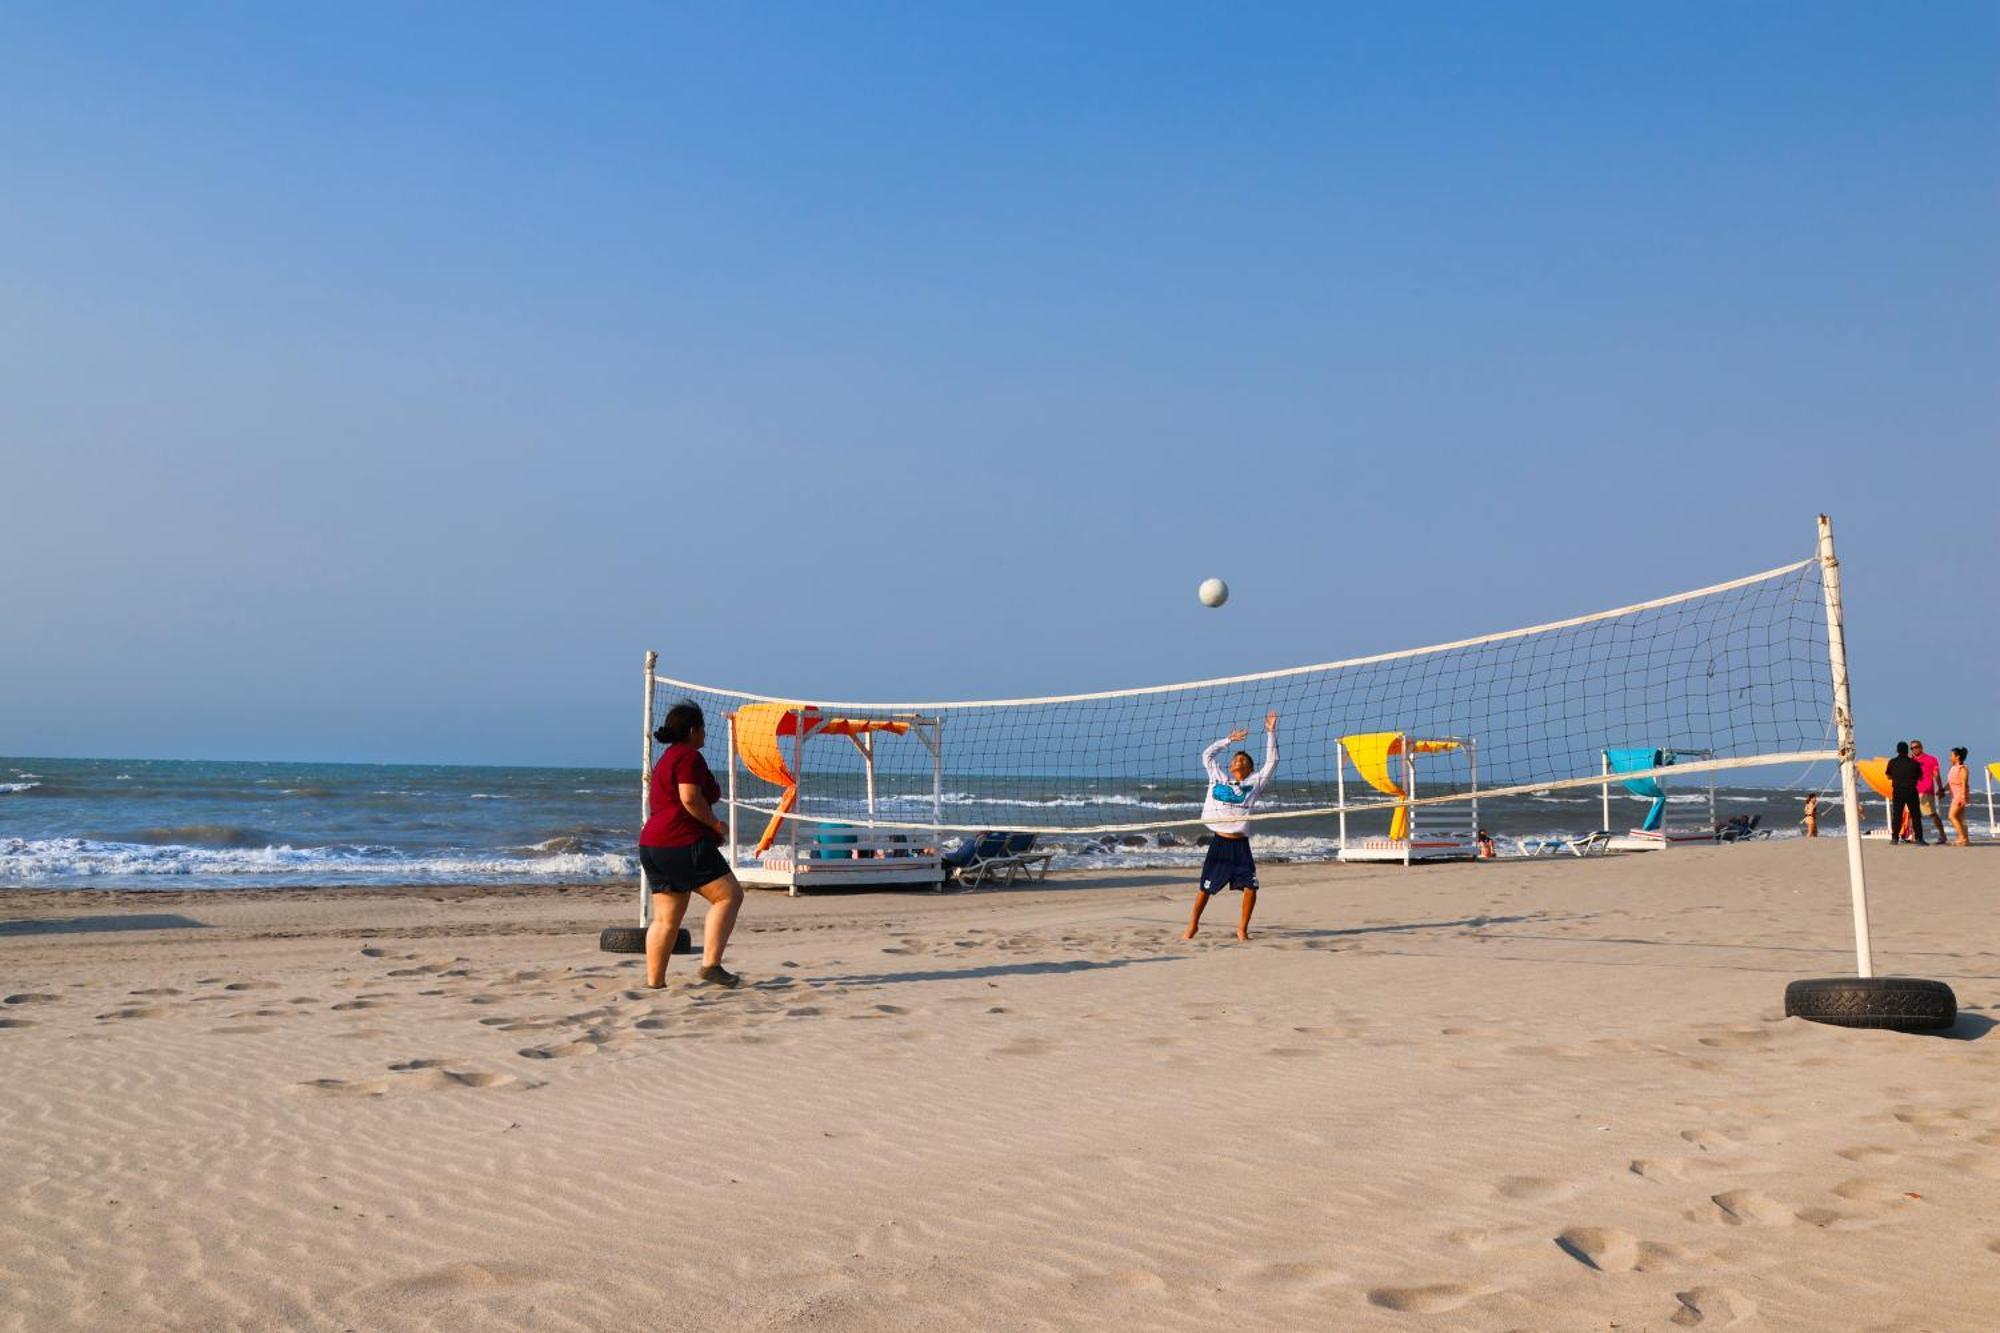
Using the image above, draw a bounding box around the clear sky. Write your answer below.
[3,3,1994,768]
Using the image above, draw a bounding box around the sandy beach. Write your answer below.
[3,841,1997,1331]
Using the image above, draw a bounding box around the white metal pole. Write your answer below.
[789,709,803,898]
[1987,765,1996,838]
[931,718,943,832]
[1707,752,1717,838]
[1600,751,1611,833]
[639,651,657,928]
[863,733,877,825]
[1818,514,1873,978]
[1336,741,1348,852]
[1468,738,1479,843]
[726,713,739,872]
[1403,737,1414,868]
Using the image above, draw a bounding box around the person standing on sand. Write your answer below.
[638,701,745,988]
[1185,711,1278,942]
[1885,741,1925,846]
[1910,740,1948,845]
[1945,747,1971,847]
[1802,791,1819,838]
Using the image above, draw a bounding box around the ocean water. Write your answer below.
[0,755,1825,890]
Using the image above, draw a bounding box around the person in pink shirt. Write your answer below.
[1945,747,1971,848]
[1909,740,1947,845]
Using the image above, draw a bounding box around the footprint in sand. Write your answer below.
[519,1041,601,1059]
[96,1006,168,1021]
[331,1000,382,1012]
[1241,1261,1344,1288]
[1710,1189,1794,1226]
[1835,1145,1900,1165]
[1670,1285,1758,1327]
[0,1018,38,1030]
[210,1024,278,1035]
[1442,1225,1542,1253]
[129,987,183,997]
[1366,1283,1483,1313]
[4,993,61,1006]
[299,1077,392,1096]
[993,1038,1055,1056]
[224,981,280,991]
[1494,1177,1574,1202]
[1554,1227,1639,1272]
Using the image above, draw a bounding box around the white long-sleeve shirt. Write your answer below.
[1199,731,1279,836]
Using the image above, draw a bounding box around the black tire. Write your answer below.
[1784,976,1956,1032]
[599,926,693,955]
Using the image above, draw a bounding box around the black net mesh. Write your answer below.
[652,556,1834,846]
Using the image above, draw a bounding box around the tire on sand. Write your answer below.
[600,926,693,955]
[1785,976,1956,1032]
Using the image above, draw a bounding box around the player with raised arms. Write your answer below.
[1185,710,1279,941]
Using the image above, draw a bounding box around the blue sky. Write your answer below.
[2,3,1994,767]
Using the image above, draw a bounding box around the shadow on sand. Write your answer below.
[808,955,1182,987]
[0,914,208,936]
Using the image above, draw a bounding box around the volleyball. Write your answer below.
[1198,578,1229,608]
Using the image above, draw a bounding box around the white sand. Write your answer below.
[3,840,1998,1331]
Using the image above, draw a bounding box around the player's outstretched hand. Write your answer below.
[1227,728,1249,743]
[1265,711,1279,733]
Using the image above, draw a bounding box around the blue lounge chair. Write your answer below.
[943,832,1054,888]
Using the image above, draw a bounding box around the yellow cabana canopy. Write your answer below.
[1855,757,1893,801]
[1341,732,1462,841]
[733,702,911,855]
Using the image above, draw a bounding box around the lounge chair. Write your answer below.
[1717,814,1766,843]
[944,832,1055,888]
[1521,830,1614,857]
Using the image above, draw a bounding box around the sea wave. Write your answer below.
[0,782,41,794]
[0,837,634,886]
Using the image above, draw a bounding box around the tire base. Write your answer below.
[1784,976,1956,1032]
[600,926,693,955]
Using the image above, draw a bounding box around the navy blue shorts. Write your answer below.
[1199,836,1258,892]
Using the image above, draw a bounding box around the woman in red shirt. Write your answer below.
[639,701,744,988]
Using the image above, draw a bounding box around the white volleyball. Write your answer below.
[1198,578,1229,608]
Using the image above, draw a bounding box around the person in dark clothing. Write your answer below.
[1885,741,1926,845]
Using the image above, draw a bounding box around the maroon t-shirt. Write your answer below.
[640,743,721,847]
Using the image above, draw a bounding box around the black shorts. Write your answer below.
[1199,837,1258,892]
[639,841,732,894]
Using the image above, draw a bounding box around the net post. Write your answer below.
[1988,765,1996,838]
[1402,736,1414,868]
[1467,739,1479,843]
[1335,740,1348,851]
[1818,515,1873,978]
[639,650,658,929]
[789,709,803,898]
[726,712,739,872]
[1599,750,1611,833]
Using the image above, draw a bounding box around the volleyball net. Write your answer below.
[646,543,1843,842]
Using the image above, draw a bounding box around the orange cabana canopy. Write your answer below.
[733,702,911,855]
[1855,758,1893,800]
[1342,732,1463,841]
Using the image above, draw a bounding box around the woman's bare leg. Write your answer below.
[645,891,691,987]
[1951,805,1969,847]
[695,873,744,967]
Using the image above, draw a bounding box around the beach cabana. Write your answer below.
[1988,762,1999,838]
[1854,757,1898,839]
[1601,747,1716,850]
[1335,731,1480,864]
[726,702,946,894]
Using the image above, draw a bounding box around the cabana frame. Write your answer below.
[1601,747,1718,850]
[1335,732,1480,864]
[727,707,947,895]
